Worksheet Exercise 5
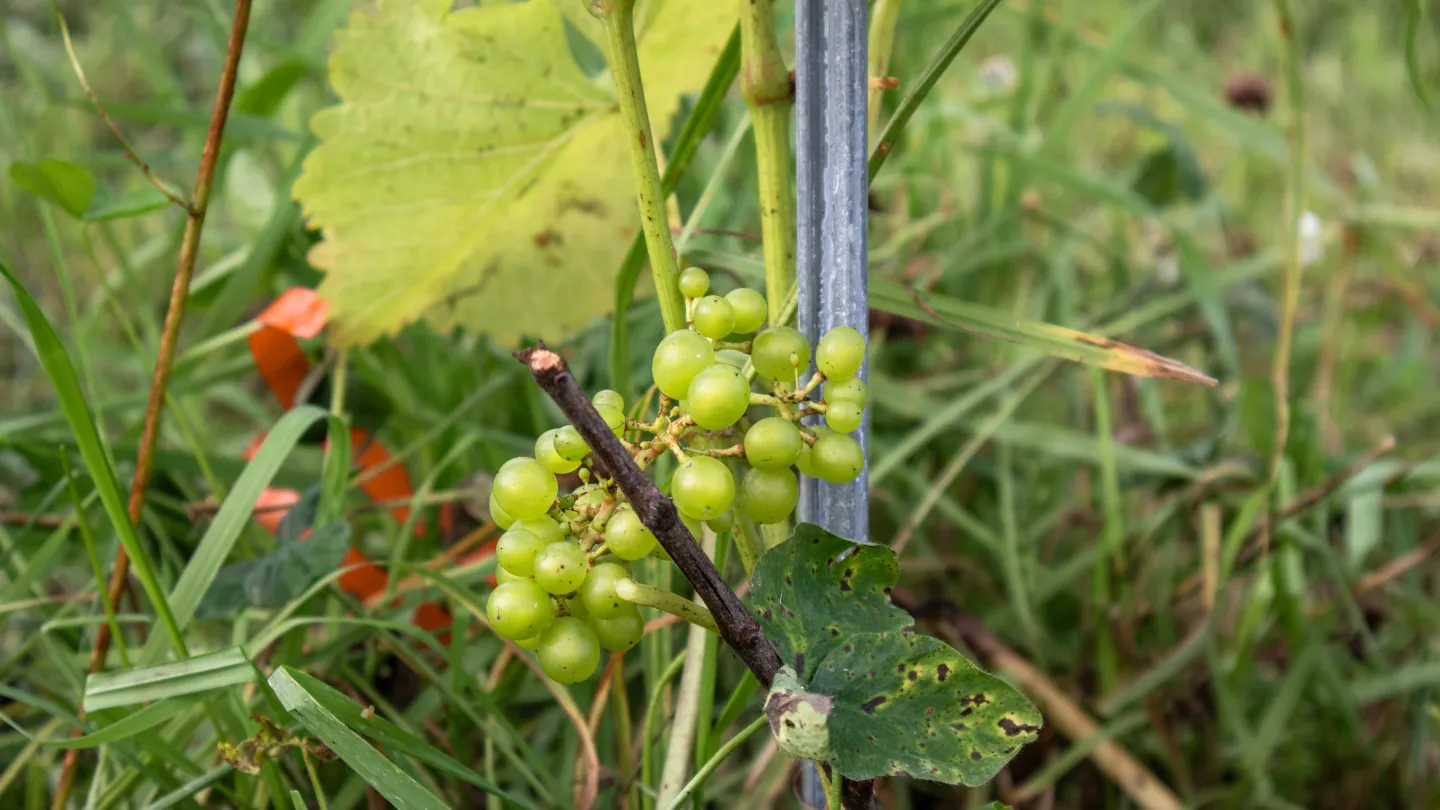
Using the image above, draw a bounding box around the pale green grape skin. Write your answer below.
[652,330,716,400]
[686,364,750,430]
[486,579,554,640]
[751,327,811,382]
[796,441,818,478]
[816,325,866,381]
[824,376,869,406]
[515,634,542,650]
[592,389,625,413]
[564,593,589,621]
[538,617,601,684]
[595,403,626,435]
[678,266,711,299]
[578,562,629,619]
[740,467,799,524]
[592,606,645,652]
[535,429,581,474]
[651,543,673,561]
[493,458,558,521]
[692,295,736,340]
[811,432,865,483]
[517,516,564,546]
[495,566,525,584]
[670,455,736,520]
[553,425,590,461]
[605,508,656,560]
[489,492,516,530]
[496,527,546,577]
[726,288,767,334]
[533,541,589,595]
[743,416,803,469]
[825,400,864,434]
[706,510,734,533]
[681,512,704,539]
[716,349,750,370]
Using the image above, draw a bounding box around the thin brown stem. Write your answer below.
[57,2,252,806]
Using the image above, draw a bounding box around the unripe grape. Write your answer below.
[517,516,564,546]
[488,492,516,530]
[605,508,657,560]
[515,634,542,650]
[752,327,811,382]
[743,416,803,469]
[592,389,625,413]
[493,458,558,521]
[496,527,546,577]
[533,541,589,595]
[740,467,799,524]
[652,330,716,400]
[692,296,736,339]
[681,512,704,540]
[824,376,869,407]
[578,562,629,619]
[563,593,589,621]
[554,425,590,461]
[486,579,554,640]
[826,400,864,433]
[816,325,866,381]
[716,349,749,370]
[592,607,645,652]
[538,617,601,684]
[726,288,767,334]
[686,364,750,430]
[670,456,736,520]
[796,441,818,478]
[706,510,734,533]
[678,267,711,299]
[495,566,525,584]
[535,429,581,474]
[811,432,865,483]
[595,403,626,435]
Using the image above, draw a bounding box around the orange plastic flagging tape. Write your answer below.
[243,288,478,636]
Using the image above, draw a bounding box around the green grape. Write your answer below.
[692,296,736,340]
[671,455,736,520]
[533,541,589,595]
[796,441,818,478]
[517,516,564,546]
[488,492,516,530]
[752,327,811,382]
[826,400,864,433]
[716,349,750,370]
[678,266,711,299]
[563,594,589,621]
[496,527,546,577]
[495,566,525,584]
[578,562,629,619]
[592,389,625,413]
[575,487,607,511]
[595,403,626,435]
[743,416,803,469]
[652,330,716,400]
[726,288,767,334]
[706,510,734,532]
[605,508,656,560]
[811,432,865,483]
[493,458,558,521]
[515,634,542,650]
[816,325,866,381]
[681,512,704,539]
[651,543,673,561]
[535,429,581,474]
[538,617,601,684]
[554,425,590,461]
[686,364,750,430]
[741,467,799,524]
[486,579,554,640]
[592,606,645,652]
[824,376,869,406]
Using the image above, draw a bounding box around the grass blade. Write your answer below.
[0,261,187,656]
[42,696,203,749]
[83,647,254,711]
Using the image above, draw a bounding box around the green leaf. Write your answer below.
[748,526,1042,785]
[83,185,172,221]
[8,159,96,218]
[268,667,450,810]
[748,523,912,681]
[84,647,254,712]
[42,696,204,749]
[294,0,737,347]
[245,522,352,608]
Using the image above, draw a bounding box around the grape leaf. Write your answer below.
[294,0,737,347]
[748,525,1042,786]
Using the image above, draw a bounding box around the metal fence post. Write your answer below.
[796,0,869,802]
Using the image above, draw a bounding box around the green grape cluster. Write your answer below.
[486,268,870,683]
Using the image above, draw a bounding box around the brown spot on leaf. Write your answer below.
[970,751,982,761]
[762,607,772,621]
[794,653,805,674]
[998,717,1041,737]
[937,664,949,681]
[952,723,967,732]
[907,671,918,682]
[532,229,562,248]
[860,696,887,714]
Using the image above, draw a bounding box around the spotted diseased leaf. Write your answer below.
[748,525,1042,786]
[747,523,911,681]
[294,0,737,347]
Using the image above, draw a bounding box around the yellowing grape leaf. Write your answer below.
[294,0,737,347]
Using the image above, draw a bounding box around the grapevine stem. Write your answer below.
[615,579,720,635]
[740,0,797,326]
[597,0,688,334]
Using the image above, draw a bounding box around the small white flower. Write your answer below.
[978,55,1017,94]
[1299,211,1324,267]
